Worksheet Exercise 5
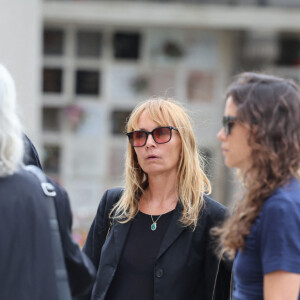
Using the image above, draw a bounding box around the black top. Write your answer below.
[106,210,174,300]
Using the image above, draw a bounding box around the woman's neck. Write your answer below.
[139,173,179,215]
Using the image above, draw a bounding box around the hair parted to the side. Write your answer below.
[110,97,211,229]
[0,64,24,176]
[213,72,300,259]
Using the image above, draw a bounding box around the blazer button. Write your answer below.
[155,268,164,278]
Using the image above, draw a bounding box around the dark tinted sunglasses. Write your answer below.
[222,116,238,135]
[126,126,179,147]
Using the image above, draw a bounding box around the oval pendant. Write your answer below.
[151,223,157,231]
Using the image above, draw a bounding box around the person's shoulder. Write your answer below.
[20,167,67,200]
[266,178,300,205]
[105,187,124,197]
[263,178,300,215]
[97,187,124,211]
[11,168,41,189]
[103,187,124,202]
[204,195,228,214]
[202,195,228,223]
[278,178,300,200]
[0,169,45,207]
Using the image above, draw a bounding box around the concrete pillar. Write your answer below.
[0,0,42,149]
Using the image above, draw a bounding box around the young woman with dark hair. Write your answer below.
[216,72,300,299]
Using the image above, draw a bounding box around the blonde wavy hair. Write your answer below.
[110,98,211,229]
[0,64,24,176]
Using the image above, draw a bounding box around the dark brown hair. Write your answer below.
[215,72,300,258]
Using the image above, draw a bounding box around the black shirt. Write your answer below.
[106,210,174,300]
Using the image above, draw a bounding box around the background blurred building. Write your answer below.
[1,0,300,244]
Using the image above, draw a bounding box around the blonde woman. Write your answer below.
[83,98,231,300]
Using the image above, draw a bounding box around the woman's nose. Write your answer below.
[145,133,156,147]
[217,127,226,141]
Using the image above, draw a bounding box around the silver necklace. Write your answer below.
[147,198,163,231]
[150,214,163,231]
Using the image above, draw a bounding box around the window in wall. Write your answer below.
[113,32,141,60]
[111,110,132,134]
[76,30,102,58]
[43,29,64,55]
[277,36,300,66]
[42,107,62,131]
[75,70,100,96]
[43,144,61,174]
[43,68,63,93]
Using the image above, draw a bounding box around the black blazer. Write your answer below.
[83,188,232,300]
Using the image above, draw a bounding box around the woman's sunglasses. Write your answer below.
[222,116,238,135]
[126,126,178,147]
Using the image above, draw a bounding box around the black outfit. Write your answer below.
[83,188,232,300]
[20,135,96,298]
[0,168,58,300]
[106,210,174,300]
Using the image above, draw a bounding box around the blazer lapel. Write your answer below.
[156,202,185,260]
[112,220,132,264]
[92,220,132,300]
